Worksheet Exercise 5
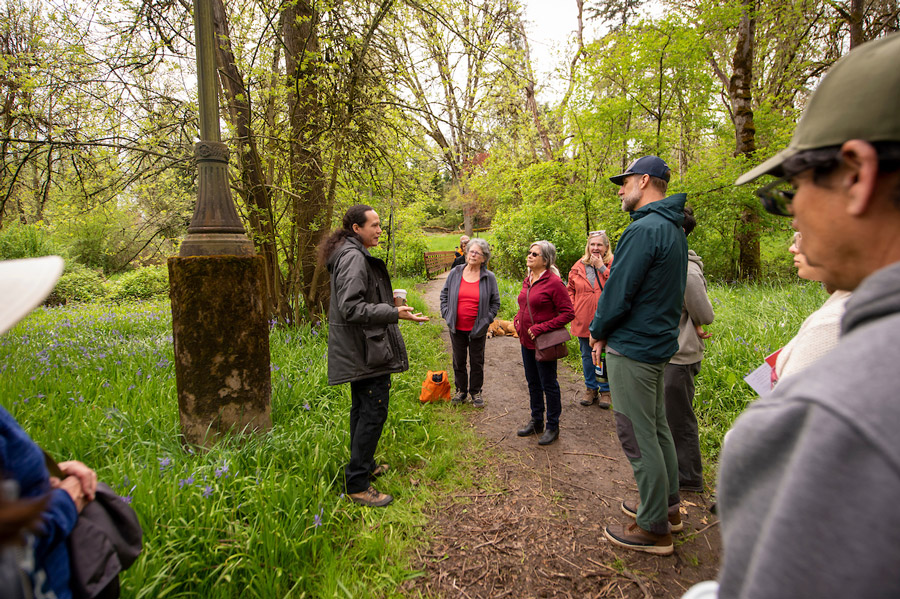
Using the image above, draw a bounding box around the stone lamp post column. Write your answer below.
[167,0,272,447]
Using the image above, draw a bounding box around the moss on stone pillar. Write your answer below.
[168,255,272,447]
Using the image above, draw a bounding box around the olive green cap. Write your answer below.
[736,32,900,185]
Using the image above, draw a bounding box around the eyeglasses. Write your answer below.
[756,177,795,217]
[588,230,606,237]
[527,251,541,258]
[467,250,483,257]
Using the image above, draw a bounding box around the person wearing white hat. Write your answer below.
[0,256,98,599]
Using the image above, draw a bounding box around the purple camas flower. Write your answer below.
[202,485,213,498]
[158,457,172,472]
[303,403,310,411]
[178,476,195,488]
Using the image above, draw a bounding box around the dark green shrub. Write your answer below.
[47,263,106,304]
[107,266,169,301]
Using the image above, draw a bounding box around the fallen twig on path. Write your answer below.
[483,408,509,422]
[485,434,507,450]
[547,452,554,496]
[452,492,506,499]
[463,567,489,588]
[450,578,474,599]
[549,475,611,507]
[586,557,652,599]
[693,519,720,535]
[472,535,500,550]
[563,450,618,462]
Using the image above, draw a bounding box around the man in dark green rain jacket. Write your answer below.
[589,155,687,556]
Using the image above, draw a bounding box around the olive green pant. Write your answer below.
[607,352,680,535]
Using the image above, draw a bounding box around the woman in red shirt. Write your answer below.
[439,238,501,408]
[567,231,614,408]
[513,241,575,445]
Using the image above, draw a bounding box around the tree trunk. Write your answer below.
[210,0,285,319]
[559,0,585,112]
[849,0,865,48]
[729,1,761,280]
[519,22,553,161]
[282,0,330,319]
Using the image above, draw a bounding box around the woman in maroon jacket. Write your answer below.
[513,240,575,445]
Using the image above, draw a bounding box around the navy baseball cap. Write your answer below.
[609,156,671,185]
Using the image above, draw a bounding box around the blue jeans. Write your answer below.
[521,345,562,430]
[578,337,610,392]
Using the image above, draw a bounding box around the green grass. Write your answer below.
[1,290,476,598]
[694,281,828,467]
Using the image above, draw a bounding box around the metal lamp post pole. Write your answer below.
[167,0,271,447]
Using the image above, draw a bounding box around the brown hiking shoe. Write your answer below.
[471,392,485,408]
[579,387,598,406]
[604,521,673,555]
[348,486,393,507]
[451,391,466,405]
[598,391,612,409]
[621,500,683,532]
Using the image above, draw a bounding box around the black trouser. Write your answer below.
[450,329,486,395]
[345,374,391,494]
[663,362,703,490]
[521,345,561,430]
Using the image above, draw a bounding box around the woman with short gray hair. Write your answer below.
[440,238,501,408]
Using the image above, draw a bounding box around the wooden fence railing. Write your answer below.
[423,251,457,277]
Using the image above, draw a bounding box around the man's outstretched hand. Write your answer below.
[398,305,429,322]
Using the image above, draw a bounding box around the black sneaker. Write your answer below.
[471,392,484,408]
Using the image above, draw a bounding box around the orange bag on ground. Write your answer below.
[419,370,451,403]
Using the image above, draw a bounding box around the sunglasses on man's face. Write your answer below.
[527,251,541,258]
[755,177,795,217]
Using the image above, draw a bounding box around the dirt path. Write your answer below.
[406,273,721,599]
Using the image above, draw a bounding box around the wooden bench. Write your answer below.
[423,251,457,277]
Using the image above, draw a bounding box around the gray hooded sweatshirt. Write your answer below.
[670,250,715,366]
[717,260,900,598]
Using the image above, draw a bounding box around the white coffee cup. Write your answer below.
[393,289,407,306]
